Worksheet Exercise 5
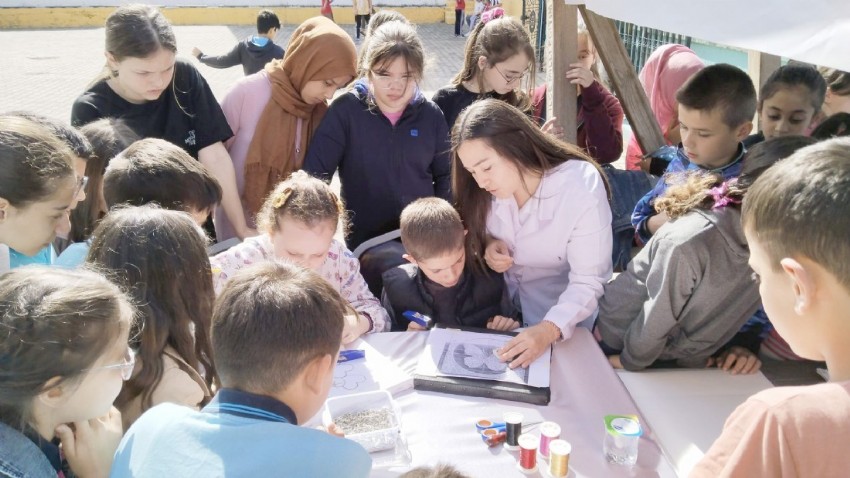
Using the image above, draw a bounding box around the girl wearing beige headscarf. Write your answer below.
[216,17,356,241]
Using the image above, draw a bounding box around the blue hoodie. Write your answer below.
[304,80,452,249]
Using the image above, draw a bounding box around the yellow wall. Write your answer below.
[503,0,522,20]
[0,6,446,29]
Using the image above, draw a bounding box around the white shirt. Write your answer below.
[486,161,613,338]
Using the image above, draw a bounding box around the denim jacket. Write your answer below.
[0,421,55,478]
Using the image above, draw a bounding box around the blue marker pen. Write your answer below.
[337,349,366,363]
[403,310,434,329]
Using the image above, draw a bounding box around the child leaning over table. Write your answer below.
[211,171,389,343]
[381,197,519,331]
[595,136,817,373]
[110,262,372,477]
[690,137,850,477]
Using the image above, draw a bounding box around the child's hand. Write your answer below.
[565,63,595,88]
[608,354,624,369]
[496,322,559,368]
[324,423,346,438]
[191,47,202,58]
[407,321,428,331]
[708,346,762,375]
[487,315,521,331]
[56,407,123,478]
[484,239,513,273]
[541,117,565,140]
[236,226,259,240]
[342,314,370,344]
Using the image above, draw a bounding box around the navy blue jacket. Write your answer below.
[304,81,452,249]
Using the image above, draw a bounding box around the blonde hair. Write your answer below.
[256,171,348,236]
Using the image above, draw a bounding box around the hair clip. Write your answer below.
[272,187,293,209]
[709,179,742,210]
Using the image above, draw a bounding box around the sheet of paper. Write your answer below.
[329,340,413,398]
[415,327,551,388]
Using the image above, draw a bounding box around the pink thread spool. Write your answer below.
[538,421,561,458]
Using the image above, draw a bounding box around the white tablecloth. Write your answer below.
[617,368,773,477]
[362,329,678,477]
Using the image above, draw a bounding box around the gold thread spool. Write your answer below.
[548,439,571,477]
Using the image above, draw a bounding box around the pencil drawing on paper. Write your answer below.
[437,340,529,383]
[333,363,367,391]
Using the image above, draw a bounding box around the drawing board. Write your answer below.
[416,327,551,388]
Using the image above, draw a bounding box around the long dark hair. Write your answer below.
[0,115,74,208]
[89,4,178,88]
[86,206,217,413]
[71,118,139,242]
[0,267,134,429]
[452,99,609,270]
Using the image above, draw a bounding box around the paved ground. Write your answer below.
[0,22,468,121]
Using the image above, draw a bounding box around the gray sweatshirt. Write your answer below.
[596,207,760,371]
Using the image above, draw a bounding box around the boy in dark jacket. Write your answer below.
[381,198,518,331]
[192,10,284,76]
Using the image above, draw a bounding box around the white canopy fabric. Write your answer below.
[572,0,850,71]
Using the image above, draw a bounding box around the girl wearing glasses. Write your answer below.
[0,266,135,478]
[87,206,217,430]
[218,16,357,242]
[433,16,535,130]
[303,21,451,253]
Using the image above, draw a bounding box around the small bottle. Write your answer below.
[603,414,642,466]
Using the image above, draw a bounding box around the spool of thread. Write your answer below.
[503,412,523,450]
[481,428,507,447]
[517,434,538,474]
[548,439,572,478]
[538,421,561,458]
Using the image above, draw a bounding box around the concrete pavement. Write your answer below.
[0,22,468,121]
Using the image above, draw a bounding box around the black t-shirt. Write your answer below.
[71,59,233,159]
[431,84,511,130]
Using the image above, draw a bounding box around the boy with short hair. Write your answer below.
[192,9,284,76]
[110,262,372,476]
[382,197,518,331]
[56,138,222,267]
[690,137,850,476]
[103,138,222,221]
[632,63,756,244]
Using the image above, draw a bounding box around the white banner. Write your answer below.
[578,0,850,71]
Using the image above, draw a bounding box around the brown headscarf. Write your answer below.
[243,16,357,216]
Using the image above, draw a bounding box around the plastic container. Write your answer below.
[603,414,642,465]
[323,390,401,453]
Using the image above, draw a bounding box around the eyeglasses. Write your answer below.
[492,64,529,84]
[369,71,414,90]
[74,175,89,199]
[87,347,136,381]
